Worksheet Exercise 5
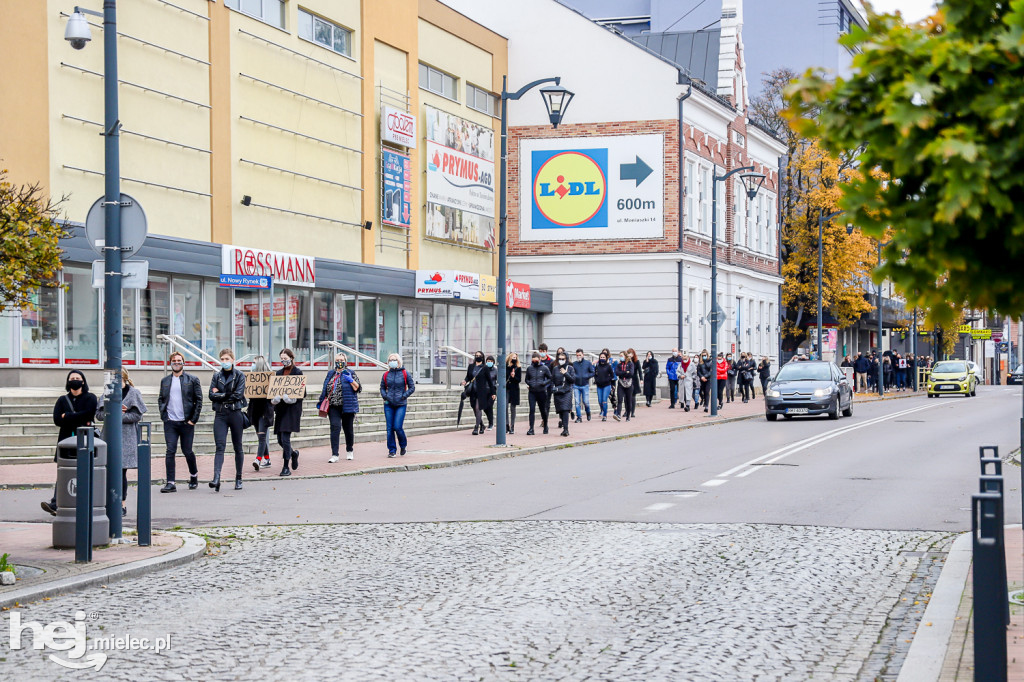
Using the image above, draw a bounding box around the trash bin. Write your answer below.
[52,435,109,548]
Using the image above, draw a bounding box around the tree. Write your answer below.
[0,168,68,313]
[784,0,1024,324]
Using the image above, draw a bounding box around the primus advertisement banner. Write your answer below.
[424,106,495,250]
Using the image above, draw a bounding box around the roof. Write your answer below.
[630,30,721,91]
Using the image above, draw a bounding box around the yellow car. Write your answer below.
[927,360,978,398]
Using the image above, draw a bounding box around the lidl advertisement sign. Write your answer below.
[519,134,664,241]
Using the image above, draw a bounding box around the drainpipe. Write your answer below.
[777,155,784,366]
[677,77,693,351]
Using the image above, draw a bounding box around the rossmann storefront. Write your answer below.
[0,228,550,387]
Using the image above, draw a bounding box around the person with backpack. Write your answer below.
[593,350,615,421]
[525,351,552,435]
[318,355,360,462]
[380,353,415,457]
[613,351,635,422]
[272,348,305,477]
[571,348,595,423]
[665,350,682,409]
[462,350,496,436]
[209,348,247,491]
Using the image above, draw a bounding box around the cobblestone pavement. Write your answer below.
[3,522,953,681]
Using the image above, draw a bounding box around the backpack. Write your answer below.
[381,369,409,392]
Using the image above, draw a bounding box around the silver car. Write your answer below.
[765,360,854,421]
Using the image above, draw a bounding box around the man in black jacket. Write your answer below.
[157,352,203,492]
[525,351,553,435]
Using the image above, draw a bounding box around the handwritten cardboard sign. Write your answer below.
[243,372,273,399]
[268,374,306,400]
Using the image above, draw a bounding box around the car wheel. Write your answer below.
[766,413,778,421]
[828,397,840,420]
[842,400,853,417]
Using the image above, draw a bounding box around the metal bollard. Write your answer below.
[979,445,999,460]
[980,457,1003,476]
[972,491,1008,682]
[137,423,152,547]
[75,428,94,563]
[978,475,1011,627]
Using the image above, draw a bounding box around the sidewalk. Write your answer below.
[0,522,206,609]
[0,390,917,488]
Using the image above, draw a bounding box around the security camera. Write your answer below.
[65,11,92,50]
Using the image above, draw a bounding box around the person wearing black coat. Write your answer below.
[696,351,713,412]
[462,351,496,436]
[525,351,552,435]
[758,358,773,396]
[505,353,522,434]
[246,356,275,472]
[272,348,305,477]
[613,352,636,422]
[209,349,247,491]
[42,370,99,515]
[550,351,576,437]
[642,352,659,407]
[593,351,615,421]
[628,349,642,417]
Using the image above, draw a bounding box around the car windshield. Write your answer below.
[775,363,832,382]
[932,361,967,373]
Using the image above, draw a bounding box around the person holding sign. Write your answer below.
[209,348,247,492]
[273,348,305,477]
[247,356,275,471]
[318,355,361,462]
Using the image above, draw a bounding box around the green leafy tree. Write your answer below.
[784,0,1024,324]
[0,168,68,313]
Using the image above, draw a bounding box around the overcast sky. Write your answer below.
[867,0,938,21]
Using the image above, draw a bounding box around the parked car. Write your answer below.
[1009,364,1023,386]
[966,361,985,385]
[927,360,977,398]
[764,360,854,421]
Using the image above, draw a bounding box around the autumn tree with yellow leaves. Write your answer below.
[0,168,68,313]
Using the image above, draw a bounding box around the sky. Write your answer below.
[866,0,939,22]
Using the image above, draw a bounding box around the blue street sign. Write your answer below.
[219,274,272,289]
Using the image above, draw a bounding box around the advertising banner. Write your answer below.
[381,105,416,148]
[479,275,497,303]
[382,148,412,228]
[415,270,480,301]
[518,134,665,242]
[424,105,495,250]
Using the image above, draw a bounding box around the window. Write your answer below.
[685,160,695,230]
[312,291,333,366]
[467,84,497,116]
[204,281,232,359]
[298,8,352,57]
[121,288,137,366]
[65,267,99,365]
[419,63,457,100]
[687,288,696,350]
[766,196,776,256]
[0,312,15,364]
[449,305,466,369]
[734,178,746,246]
[139,275,169,365]
[21,284,60,364]
[225,0,285,30]
[698,165,712,234]
[234,289,260,366]
[357,296,377,365]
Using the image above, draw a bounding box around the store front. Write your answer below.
[0,228,550,387]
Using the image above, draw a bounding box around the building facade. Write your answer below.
[444,0,785,360]
[0,0,550,386]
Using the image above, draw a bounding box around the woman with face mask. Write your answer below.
[505,353,521,434]
[642,351,659,408]
[248,356,275,472]
[696,351,713,412]
[42,371,99,516]
[550,351,576,437]
[209,348,248,491]
[628,349,642,418]
[380,353,415,457]
[272,348,305,477]
[613,352,635,422]
[677,352,696,412]
[725,353,738,403]
[524,351,552,435]
[318,355,361,462]
[97,368,147,517]
[593,351,615,421]
[461,351,496,436]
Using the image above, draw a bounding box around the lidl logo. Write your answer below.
[531,149,608,229]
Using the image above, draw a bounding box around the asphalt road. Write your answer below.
[3,386,1019,531]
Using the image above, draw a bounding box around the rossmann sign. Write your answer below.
[222,245,315,287]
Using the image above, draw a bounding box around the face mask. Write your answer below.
[727,356,733,361]
[281,358,292,367]
[532,360,540,366]
[475,356,484,363]
[68,379,84,391]
[599,358,607,364]
[619,356,625,362]
[485,361,494,368]
[388,360,398,369]
[221,361,233,371]
[171,362,183,371]
[702,355,708,361]
[336,361,345,370]
[558,359,566,365]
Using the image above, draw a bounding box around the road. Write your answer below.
[2,386,1021,681]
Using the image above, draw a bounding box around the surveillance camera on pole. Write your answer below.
[64,10,92,50]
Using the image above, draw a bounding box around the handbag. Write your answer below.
[242,412,252,429]
[319,373,340,417]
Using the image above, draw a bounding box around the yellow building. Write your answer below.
[0,0,548,385]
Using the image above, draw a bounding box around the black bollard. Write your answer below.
[75,428,94,563]
[979,445,999,460]
[980,457,1003,477]
[972,491,1008,682]
[978,476,1010,627]
[137,423,152,547]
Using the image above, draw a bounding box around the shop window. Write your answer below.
[465,307,482,355]
[418,62,457,101]
[482,307,496,355]
[64,266,99,366]
[525,314,537,353]
[234,289,261,367]
[225,0,285,30]
[276,288,310,365]
[511,311,524,359]
[205,281,233,359]
[449,305,466,369]
[334,293,357,364]
[312,291,333,366]
[0,312,15,364]
[20,286,60,364]
[433,303,447,371]
[378,297,398,362]
[357,296,377,365]
[298,8,352,57]
[121,288,137,366]
[139,275,169,365]
[172,277,202,364]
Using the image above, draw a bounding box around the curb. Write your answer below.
[0,531,207,609]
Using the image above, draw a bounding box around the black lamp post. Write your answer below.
[817,210,844,360]
[495,76,574,445]
[710,166,765,417]
[66,3,124,540]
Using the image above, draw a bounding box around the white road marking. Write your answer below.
[701,479,728,487]
[718,403,941,479]
[643,502,675,512]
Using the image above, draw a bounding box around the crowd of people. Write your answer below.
[840,350,933,393]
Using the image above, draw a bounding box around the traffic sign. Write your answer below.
[91,260,149,289]
[219,274,272,289]
[991,331,1003,343]
[85,193,148,257]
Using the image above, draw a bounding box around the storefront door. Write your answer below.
[400,307,432,381]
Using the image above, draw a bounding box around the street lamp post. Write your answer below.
[710,166,765,417]
[495,76,574,445]
[817,210,844,361]
[65,3,123,540]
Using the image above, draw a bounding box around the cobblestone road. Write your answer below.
[4,522,952,681]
